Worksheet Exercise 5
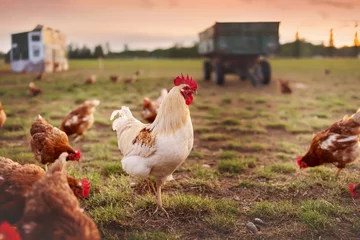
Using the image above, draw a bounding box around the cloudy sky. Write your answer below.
[0,0,359,52]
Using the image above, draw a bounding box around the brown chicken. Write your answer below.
[0,221,21,240]
[27,82,42,97]
[18,153,100,240]
[349,183,360,199]
[0,157,90,224]
[124,75,137,84]
[110,75,119,83]
[277,79,292,94]
[60,100,100,142]
[297,109,360,177]
[134,70,141,76]
[85,75,96,84]
[0,101,6,128]
[35,73,44,81]
[141,88,168,123]
[30,115,81,167]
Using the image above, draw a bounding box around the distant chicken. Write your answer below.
[60,100,100,142]
[27,82,42,97]
[110,75,119,83]
[35,72,44,81]
[134,70,141,76]
[297,109,360,177]
[278,79,292,94]
[18,153,100,240]
[0,101,6,128]
[142,88,168,123]
[30,115,81,168]
[349,183,360,199]
[85,75,96,84]
[111,74,197,217]
[124,75,137,84]
[0,221,21,240]
[0,157,90,224]
[325,69,331,75]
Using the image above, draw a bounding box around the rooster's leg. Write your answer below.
[154,179,169,218]
[146,178,156,195]
[335,168,343,178]
[45,163,48,171]
[73,135,83,143]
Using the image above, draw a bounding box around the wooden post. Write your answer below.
[98,57,103,70]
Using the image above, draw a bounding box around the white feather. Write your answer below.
[337,136,357,142]
[320,134,338,149]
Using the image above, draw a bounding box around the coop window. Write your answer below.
[32,35,40,41]
[33,49,40,57]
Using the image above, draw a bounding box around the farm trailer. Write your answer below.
[198,22,280,86]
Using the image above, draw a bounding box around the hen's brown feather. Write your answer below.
[18,153,100,240]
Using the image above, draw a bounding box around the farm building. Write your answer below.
[10,25,69,73]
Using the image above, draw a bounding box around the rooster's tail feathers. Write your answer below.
[110,106,139,131]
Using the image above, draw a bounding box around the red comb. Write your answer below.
[349,183,355,197]
[76,149,81,160]
[143,97,151,106]
[0,222,21,240]
[296,156,302,166]
[82,178,91,198]
[174,74,198,90]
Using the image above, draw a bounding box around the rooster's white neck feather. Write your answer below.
[149,85,189,135]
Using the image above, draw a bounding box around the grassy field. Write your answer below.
[1,58,360,239]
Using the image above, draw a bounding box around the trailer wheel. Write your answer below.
[203,61,211,81]
[259,60,271,84]
[215,62,224,85]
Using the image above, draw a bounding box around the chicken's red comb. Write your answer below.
[76,149,81,160]
[174,74,198,90]
[349,183,355,197]
[82,178,91,198]
[0,221,21,240]
[143,97,151,106]
[296,156,302,166]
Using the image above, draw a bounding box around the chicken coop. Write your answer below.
[198,22,280,85]
[10,25,69,73]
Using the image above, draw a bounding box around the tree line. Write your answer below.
[1,40,359,61]
[66,41,359,59]
[66,42,200,59]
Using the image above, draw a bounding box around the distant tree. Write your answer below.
[327,28,335,57]
[94,45,105,58]
[78,45,92,59]
[294,31,301,58]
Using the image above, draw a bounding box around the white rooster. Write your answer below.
[110,74,198,217]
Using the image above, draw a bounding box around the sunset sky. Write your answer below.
[0,0,359,52]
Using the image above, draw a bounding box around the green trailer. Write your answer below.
[198,22,280,85]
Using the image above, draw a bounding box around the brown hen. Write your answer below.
[18,153,100,240]
[298,109,360,177]
[60,100,100,142]
[0,157,90,225]
[0,101,6,128]
[30,115,81,167]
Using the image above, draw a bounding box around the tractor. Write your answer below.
[198,22,280,86]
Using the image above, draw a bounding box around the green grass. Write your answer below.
[218,157,256,174]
